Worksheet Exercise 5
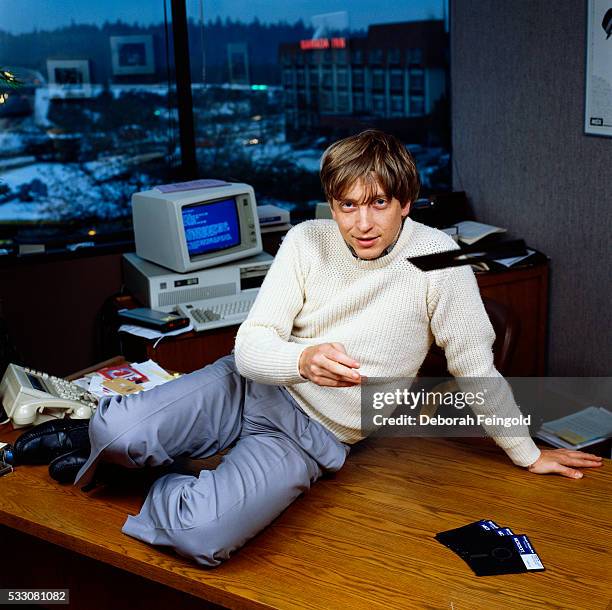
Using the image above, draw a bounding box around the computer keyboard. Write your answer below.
[177,294,257,332]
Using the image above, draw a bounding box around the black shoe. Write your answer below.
[49,448,90,484]
[12,418,90,465]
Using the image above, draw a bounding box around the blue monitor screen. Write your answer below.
[182,197,241,257]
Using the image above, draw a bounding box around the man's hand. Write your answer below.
[299,342,361,387]
[527,448,604,478]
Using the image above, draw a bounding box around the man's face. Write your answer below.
[330,175,410,260]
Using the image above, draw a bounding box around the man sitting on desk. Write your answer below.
[75,130,602,567]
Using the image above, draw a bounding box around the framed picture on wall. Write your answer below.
[585,0,612,137]
[110,35,155,76]
[46,59,92,99]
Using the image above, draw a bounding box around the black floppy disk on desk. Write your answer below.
[462,533,545,576]
[435,519,505,555]
[435,520,545,576]
[408,239,527,271]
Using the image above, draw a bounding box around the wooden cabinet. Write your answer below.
[120,321,240,374]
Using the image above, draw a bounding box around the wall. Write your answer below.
[451,0,611,375]
[0,252,124,377]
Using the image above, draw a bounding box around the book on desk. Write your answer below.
[535,406,612,457]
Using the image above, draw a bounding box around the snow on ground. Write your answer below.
[290,149,323,172]
[0,144,448,222]
[0,163,85,190]
[0,133,27,154]
[0,162,132,221]
[248,141,323,171]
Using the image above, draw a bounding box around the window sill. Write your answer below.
[0,237,135,268]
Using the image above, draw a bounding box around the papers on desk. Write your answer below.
[535,406,612,449]
[455,221,507,245]
[493,249,536,268]
[119,323,193,340]
[74,359,178,400]
[119,322,193,349]
[135,360,176,387]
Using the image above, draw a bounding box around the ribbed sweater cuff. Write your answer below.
[237,341,309,386]
[501,437,541,467]
[276,342,310,385]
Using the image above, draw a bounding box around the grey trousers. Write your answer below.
[75,355,349,567]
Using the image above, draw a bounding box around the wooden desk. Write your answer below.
[0,431,609,609]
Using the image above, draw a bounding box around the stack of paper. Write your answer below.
[74,360,178,400]
[535,406,612,449]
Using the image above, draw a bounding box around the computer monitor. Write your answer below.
[131,182,262,273]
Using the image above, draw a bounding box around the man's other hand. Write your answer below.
[527,448,604,478]
[299,342,361,387]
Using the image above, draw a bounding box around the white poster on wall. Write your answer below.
[585,0,612,136]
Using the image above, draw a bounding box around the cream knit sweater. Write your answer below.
[235,218,541,467]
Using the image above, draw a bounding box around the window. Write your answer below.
[296,69,305,87]
[371,69,385,91]
[337,93,350,112]
[187,0,450,214]
[284,90,297,107]
[390,95,404,114]
[184,1,451,222]
[352,94,365,113]
[0,1,179,248]
[319,92,334,112]
[390,70,403,92]
[0,2,452,247]
[410,96,425,115]
[369,49,383,64]
[352,69,364,89]
[308,67,319,88]
[372,95,385,115]
[409,69,424,93]
[334,49,348,64]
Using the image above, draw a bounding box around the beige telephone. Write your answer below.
[0,363,97,428]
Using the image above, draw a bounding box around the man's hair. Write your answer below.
[320,129,420,207]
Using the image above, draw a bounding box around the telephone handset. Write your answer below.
[0,363,98,428]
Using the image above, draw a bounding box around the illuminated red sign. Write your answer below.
[300,37,346,50]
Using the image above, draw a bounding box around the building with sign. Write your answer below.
[279,20,448,141]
